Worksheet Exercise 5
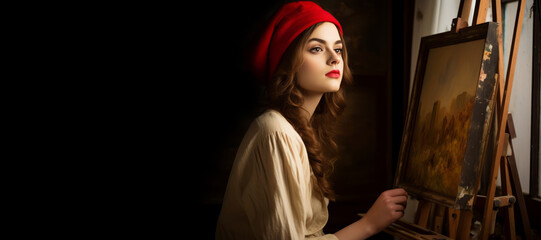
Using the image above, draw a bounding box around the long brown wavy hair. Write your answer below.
[265,22,353,200]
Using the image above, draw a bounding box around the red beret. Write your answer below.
[251,1,343,82]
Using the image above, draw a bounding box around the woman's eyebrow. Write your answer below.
[308,38,343,45]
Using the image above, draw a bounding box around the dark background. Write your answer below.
[192,0,415,238]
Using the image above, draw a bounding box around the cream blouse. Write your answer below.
[216,110,338,240]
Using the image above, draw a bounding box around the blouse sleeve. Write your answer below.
[240,131,338,240]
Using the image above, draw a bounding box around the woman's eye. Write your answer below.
[310,47,323,53]
[334,48,342,54]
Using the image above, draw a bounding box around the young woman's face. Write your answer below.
[297,22,344,94]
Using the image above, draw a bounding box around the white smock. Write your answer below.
[216,110,338,240]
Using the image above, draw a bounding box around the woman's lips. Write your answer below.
[325,69,341,78]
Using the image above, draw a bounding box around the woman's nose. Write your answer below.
[328,51,341,65]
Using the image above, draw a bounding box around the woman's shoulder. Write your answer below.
[252,109,300,140]
[235,109,305,160]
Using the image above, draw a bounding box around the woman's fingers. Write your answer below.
[387,195,407,206]
[394,203,405,211]
[387,188,408,197]
[387,198,405,213]
[387,190,408,213]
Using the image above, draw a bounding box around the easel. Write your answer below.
[376,0,533,239]
[465,0,533,239]
[474,114,534,240]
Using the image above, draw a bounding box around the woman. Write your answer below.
[216,2,408,239]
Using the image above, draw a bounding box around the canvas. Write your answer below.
[395,22,500,209]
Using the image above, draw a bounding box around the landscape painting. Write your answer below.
[395,22,499,209]
[402,39,485,199]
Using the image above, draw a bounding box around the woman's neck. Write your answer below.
[301,91,324,120]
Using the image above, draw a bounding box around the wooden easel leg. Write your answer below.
[447,208,461,239]
[479,0,526,239]
[490,208,499,235]
[458,0,473,21]
[434,205,445,234]
[490,0,504,105]
[453,0,472,32]
[457,210,473,240]
[415,199,431,228]
[500,153,516,240]
[472,0,490,25]
[506,131,534,240]
[480,131,504,240]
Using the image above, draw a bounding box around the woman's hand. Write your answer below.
[362,188,408,234]
[334,188,408,240]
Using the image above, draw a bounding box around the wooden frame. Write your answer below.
[395,22,500,209]
[530,0,540,199]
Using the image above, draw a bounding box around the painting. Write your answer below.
[395,22,500,209]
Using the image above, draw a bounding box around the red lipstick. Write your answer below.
[325,69,341,78]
